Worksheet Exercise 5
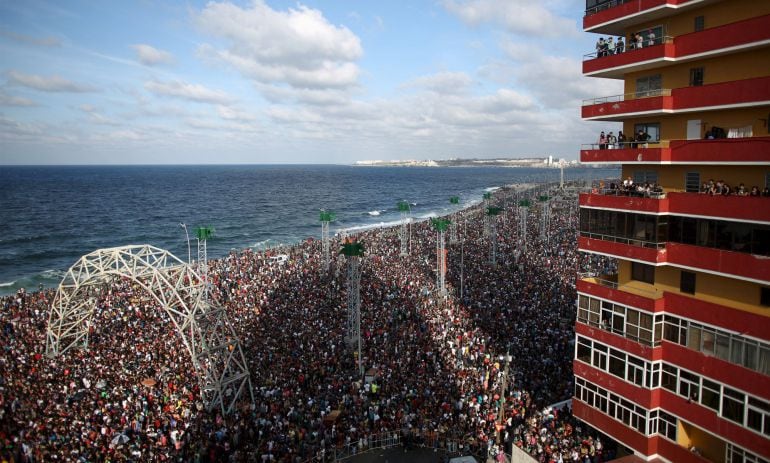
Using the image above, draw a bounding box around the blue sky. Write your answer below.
[0,0,621,164]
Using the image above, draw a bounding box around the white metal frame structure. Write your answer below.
[45,244,253,415]
[346,254,362,376]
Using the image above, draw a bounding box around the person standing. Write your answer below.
[607,131,617,149]
[636,33,643,49]
[606,37,615,55]
[617,130,627,148]
[647,29,656,47]
[616,36,625,54]
[598,131,607,150]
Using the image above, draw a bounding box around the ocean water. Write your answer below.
[0,164,616,295]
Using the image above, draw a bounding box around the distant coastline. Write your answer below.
[352,157,583,168]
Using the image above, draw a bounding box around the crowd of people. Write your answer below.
[596,129,651,150]
[594,29,659,57]
[0,184,617,462]
[700,179,770,197]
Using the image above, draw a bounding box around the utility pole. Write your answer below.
[320,209,336,272]
[487,206,502,266]
[431,218,451,296]
[449,196,460,244]
[340,239,365,377]
[397,201,411,257]
[195,226,214,300]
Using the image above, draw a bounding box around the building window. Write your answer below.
[633,123,660,144]
[631,262,655,284]
[635,74,662,98]
[680,271,696,294]
[685,172,700,192]
[689,67,704,86]
[722,387,746,423]
[762,287,770,306]
[633,170,658,185]
[694,15,705,32]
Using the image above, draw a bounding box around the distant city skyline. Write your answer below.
[0,0,622,165]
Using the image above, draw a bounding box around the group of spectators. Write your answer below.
[597,130,651,150]
[700,179,770,197]
[594,29,658,57]
[1,184,616,462]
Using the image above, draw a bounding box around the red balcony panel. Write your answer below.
[582,95,672,119]
[580,192,669,214]
[656,438,719,463]
[669,137,770,163]
[583,43,673,74]
[579,236,665,263]
[572,399,656,456]
[667,192,770,223]
[666,242,770,283]
[662,341,770,399]
[663,292,770,340]
[661,389,770,460]
[581,147,666,163]
[574,360,660,408]
[576,322,662,360]
[672,76,770,110]
[583,0,699,31]
[577,278,663,312]
[675,14,770,58]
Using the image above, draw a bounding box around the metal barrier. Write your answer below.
[582,88,671,106]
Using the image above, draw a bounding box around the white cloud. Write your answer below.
[195,0,363,90]
[144,79,234,105]
[442,0,577,38]
[5,70,96,93]
[0,90,37,106]
[402,72,473,95]
[131,44,174,66]
[0,28,61,47]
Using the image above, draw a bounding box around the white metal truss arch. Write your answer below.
[45,244,253,414]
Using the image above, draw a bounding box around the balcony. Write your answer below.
[666,242,770,284]
[582,76,770,121]
[577,274,664,311]
[579,191,770,223]
[584,15,770,78]
[581,136,770,164]
[584,0,706,35]
[667,192,770,223]
[578,235,665,263]
[579,192,668,214]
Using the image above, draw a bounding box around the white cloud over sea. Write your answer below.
[0,0,621,164]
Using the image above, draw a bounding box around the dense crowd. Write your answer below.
[1,184,616,463]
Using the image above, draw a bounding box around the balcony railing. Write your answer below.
[584,0,703,34]
[581,136,770,164]
[583,76,770,120]
[582,89,670,106]
[579,232,664,249]
[583,36,670,60]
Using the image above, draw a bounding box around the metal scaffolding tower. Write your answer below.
[449,196,460,244]
[196,226,214,299]
[397,201,411,256]
[340,240,365,377]
[482,192,492,237]
[518,199,531,254]
[45,245,253,415]
[487,206,502,266]
[431,218,450,296]
[320,210,335,271]
[539,195,551,244]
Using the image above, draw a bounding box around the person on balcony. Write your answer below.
[736,183,747,196]
[750,186,761,197]
[647,29,656,47]
[615,37,624,54]
[636,129,650,148]
[598,131,607,150]
[595,38,605,57]
[617,131,626,148]
[635,33,643,49]
[607,132,617,149]
[606,37,614,55]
